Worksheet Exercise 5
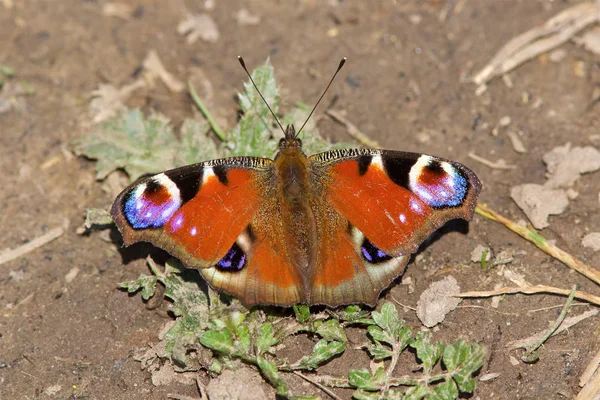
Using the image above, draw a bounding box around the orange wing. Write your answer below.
[112,157,304,305]
[306,149,481,305]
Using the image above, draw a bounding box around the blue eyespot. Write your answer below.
[361,238,392,264]
[216,243,246,271]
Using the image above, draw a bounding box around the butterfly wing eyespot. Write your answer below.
[111,158,273,268]
[112,157,306,306]
[310,149,481,256]
[306,149,481,305]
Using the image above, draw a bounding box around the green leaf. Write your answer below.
[443,339,485,394]
[371,302,411,347]
[256,356,288,396]
[256,323,278,355]
[315,319,347,343]
[352,390,381,400]
[292,339,345,370]
[236,324,251,354]
[228,60,279,158]
[73,109,180,180]
[119,275,158,300]
[411,332,443,372]
[161,260,209,329]
[200,328,236,355]
[174,118,221,165]
[348,367,386,391]
[1,65,14,77]
[338,305,374,325]
[293,304,311,324]
[365,342,393,361]
[367,325,390,345]
[433,380,459,399]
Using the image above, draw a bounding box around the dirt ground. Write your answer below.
[1,0,600,399]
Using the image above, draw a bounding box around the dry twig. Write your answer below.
[475,204,600,286]
[473,1,600,86]
[0,227,64,266]
[326,109,382,148]
[457,284,600,307]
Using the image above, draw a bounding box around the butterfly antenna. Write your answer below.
[238,56,286,136]
[296,57,346,137]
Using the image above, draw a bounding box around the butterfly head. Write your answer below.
[278,124,302,150]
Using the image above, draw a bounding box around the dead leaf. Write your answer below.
[582,233,600,252]
[507,309,598,350]
[143,50,185,93]
[206,368,271,400]
[150,362,196,386]
[472,1,600,86]
[574,26,600,55]
[44,385,62,396]
[543,143,600,189]
[64,267,79,283]
[501,268,531,288]
[416,275,461,328]
[177,14,220,44]
[102,3,133,20]
[0,82,28,114]
[89,79,145,123]
[236,8,261,26]
[471,244,492,263]
[510,183,569,229]
[507,131,527,153]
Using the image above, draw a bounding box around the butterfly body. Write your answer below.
[112,124,481,307]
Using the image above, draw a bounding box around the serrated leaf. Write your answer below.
[371,302,404,343]
[256,356,288,396]
[256,323,278,354]
[229,60,279,157]
[200,328,236,355]
[236,324,251,354]
[433,379,459,399]
[174,118,221,165]
[315,319,347,343]
[293,339,345,370]
[161,260,209,330]
[366,342,393,361]
[367,325,392,345]
[73,109,180,180]
[238,61,279,114]
[119,275,158,300]
[442,339,485,394]
[348,367,386,391]
[411,332,443,372]
[403,385,429,400]
[352,389,381,400]
[339,305,374,325]
[451,343,485,393]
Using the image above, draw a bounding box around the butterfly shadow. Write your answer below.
[375,218,473,301]
[109,226,213,304]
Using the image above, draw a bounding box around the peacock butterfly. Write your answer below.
[111,58,482,307]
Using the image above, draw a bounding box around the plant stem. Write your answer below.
[188,80,227,142]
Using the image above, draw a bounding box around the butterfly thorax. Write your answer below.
[274,126,318,288]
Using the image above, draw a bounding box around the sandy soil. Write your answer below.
[1,1,599,399]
